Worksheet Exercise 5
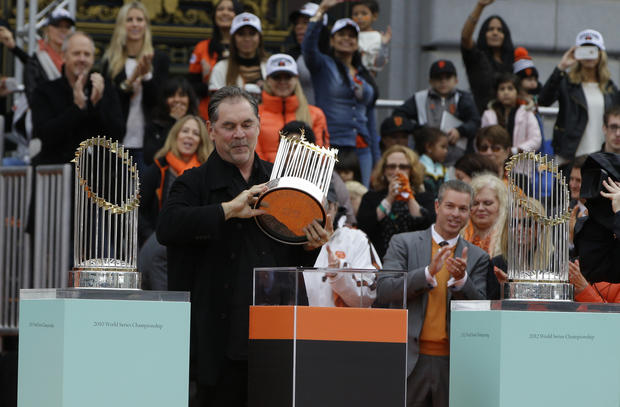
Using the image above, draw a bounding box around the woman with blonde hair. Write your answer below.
[256,53,329,162]
[463,173,508,256]
[138,115,212,290]
[102,1,170,175]
[357,145,435,258]
[539,29,617,163]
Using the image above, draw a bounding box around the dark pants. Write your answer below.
[193,359,248,407]
[407,353,450,407]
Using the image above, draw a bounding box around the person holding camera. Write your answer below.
[30,32,124,165]
[574,153,620,283]
[357,145,435,259]
[538,29,618,164]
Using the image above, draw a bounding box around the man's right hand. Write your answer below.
[222,183,268,220]
[429,246,451,276]
[73,72,88,110]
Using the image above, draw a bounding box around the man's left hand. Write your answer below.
[89,73,104,106]
[601,177,620,213]
[447,128,460,145]
[446,246,468,280]
[303,214,333,250]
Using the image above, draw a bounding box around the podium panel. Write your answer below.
[17,289,190,407]
[450,300,620,407]
[249,268,408,407]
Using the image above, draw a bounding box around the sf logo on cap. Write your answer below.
[438,61,446,68]
[393,116,403,127]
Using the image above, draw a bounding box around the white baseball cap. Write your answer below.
[45,7,75,26]
[230,12,262,35]
[576,29,605,51]
[266,54,299,77]
[289,3,327,26]
[331,18,360,36]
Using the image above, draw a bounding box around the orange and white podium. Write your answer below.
[249,268,408,407]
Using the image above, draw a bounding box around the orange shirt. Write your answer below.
[419,240,454,356]
[189,39,220,120]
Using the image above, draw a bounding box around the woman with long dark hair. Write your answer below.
[208,12,268,92]
[461,0,514,113]
[188,0,243,119]
[143,76,199,166]
[302,0,380,187]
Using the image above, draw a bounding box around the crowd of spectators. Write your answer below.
[2,0,620,406]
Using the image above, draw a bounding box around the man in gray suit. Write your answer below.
[378,180,489,407]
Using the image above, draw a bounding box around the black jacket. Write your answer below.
[139,156,172,246]
[575,211,620,283]
[102,50,170,129]
[392,88,480,151]
[156,151,317,385]
[30,73,125,165]
[143,115,175,166]
[538,67,618,160]
[356,189,435,260]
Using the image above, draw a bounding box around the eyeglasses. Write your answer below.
[478,144,504,153]
[385,164,411,171]
[606,124,620,133]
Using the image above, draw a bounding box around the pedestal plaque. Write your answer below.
[17,289,190,407]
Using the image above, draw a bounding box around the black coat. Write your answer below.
[139,156,172,246]
[156,151,317,385]
[31,73,125,165]
[575,211,620,283]
[356,189,435,260]
[102,50,170,128]
[538,67,618,160]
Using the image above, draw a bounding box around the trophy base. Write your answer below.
[69,269,141,289]
[502,282,573,301]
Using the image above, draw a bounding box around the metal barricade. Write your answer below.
[33,164,72,289]
[0,166,32,335]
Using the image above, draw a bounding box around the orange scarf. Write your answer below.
[165,151,201,176]
[463,221,493,255]
[38,39,63,72]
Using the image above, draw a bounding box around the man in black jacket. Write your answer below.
[30,31,124,165]
[157,86,330,407]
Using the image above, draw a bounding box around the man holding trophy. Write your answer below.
[157,86,331,407]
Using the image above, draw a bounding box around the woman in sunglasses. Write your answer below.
[475,125,511,179]
[357,145,434,258]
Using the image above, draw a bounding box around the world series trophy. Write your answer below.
[503,152,573,300]
[254,132,338,244]
[68,137,141,289]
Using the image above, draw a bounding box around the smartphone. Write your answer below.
[3,77,24,92]
[575,46,599,61]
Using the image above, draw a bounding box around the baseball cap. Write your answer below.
[429,60,457,79]
[576,29,605,51]
[381,116,415,136]
[289,2,320,22]
[266,54,298,77]
[45,7,75,27]
[230,12,262,35]
[330,18,359,35]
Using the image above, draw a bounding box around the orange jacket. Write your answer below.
[256,91,329,162]
[575,282,620,303]
[188,39,220,120]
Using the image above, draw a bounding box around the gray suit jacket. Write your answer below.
[378,227,489,376]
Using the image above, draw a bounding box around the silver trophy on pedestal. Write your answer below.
[68,137,141,289]
[503,152,573,301]
[254,132,338,244]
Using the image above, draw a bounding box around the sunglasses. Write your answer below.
[478,144,505,153]
[385,164,411,171]
[269,73,295,81]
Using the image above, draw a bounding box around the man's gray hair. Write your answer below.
[437,179,474,205]
[61,30,95,54]
[208,86,259,123]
